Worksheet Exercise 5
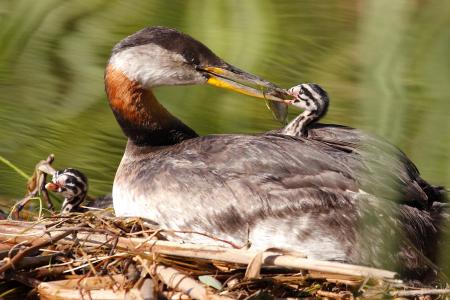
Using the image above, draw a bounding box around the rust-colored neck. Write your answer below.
[104,65,198,146]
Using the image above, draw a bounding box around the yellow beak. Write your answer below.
[200,65,293,123]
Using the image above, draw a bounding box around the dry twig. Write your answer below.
[0,229,73,274]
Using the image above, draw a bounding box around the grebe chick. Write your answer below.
[45,168,88,214]
[282,83,329,137]
[45,168,113,213]
[46,168,114,213]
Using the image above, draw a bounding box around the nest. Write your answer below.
[1,209,449,300]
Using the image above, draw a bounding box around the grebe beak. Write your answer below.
[199,64,293,122]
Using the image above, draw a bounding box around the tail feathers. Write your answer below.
[429,185,448,203]
[418,176,448,206]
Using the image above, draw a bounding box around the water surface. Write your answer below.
[0,0,449,267]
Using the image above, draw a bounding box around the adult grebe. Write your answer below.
[105,27,446,279]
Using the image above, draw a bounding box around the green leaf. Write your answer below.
[198,275,223,290]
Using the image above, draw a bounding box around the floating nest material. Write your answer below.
[0,209,449,300]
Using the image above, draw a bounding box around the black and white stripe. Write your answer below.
[51,168,88,213]
[282,83,329,137]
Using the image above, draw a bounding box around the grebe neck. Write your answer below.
[104,65,198,147]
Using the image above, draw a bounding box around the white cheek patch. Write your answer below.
[288,86,302,98]
[109,44,206,88]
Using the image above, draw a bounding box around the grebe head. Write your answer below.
[106,27,292,120]
[45,168,88,213]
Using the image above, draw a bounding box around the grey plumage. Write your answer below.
[114,124,446,280]
[104,27,447,282]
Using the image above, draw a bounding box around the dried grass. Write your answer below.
[0,210,448,300]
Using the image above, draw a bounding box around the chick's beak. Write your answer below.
[45,182,61,192]
[199,64,293,123]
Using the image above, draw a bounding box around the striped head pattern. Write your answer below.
[282,83,330,137]
[288,83,329,119]
[46,168,88,213]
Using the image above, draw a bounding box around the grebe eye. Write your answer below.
[182,49,199,66]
